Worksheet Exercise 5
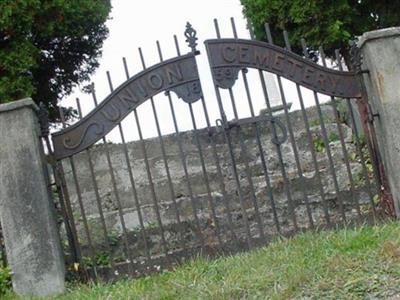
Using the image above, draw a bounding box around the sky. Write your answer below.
[61,0,318,142]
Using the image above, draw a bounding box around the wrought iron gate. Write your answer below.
[41,20,387,281]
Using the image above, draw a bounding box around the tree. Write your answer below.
[0,0,112,121]
[240,0,400,67]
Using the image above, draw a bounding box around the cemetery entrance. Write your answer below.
[43,20,386,280]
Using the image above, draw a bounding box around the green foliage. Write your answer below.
[352,135,374,174]
[241,0,400,65]
[351,135,375,189]
[354,169,366,188]
[313,136,325,153]
[0,266,11,295]
[80,251,112,269]
[313,131,339,153]
[0,0,111,121]
[328,131,339,143]
[7,221,399,300]
[333,98,350,124]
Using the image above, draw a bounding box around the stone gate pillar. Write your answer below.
[358,27,400,217]
[0,99,65,296]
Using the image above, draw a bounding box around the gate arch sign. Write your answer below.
[52,37,362,160]
[204,38,361,98]
[52,53,202,159]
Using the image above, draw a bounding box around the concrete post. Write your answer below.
[0,99,65,296]
[358,27,400,217]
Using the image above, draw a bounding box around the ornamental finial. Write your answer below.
[184,22,198,54]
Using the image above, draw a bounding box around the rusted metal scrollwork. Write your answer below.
[52,53,203,159]
[205,39,362,98]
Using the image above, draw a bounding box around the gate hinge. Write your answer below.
[359,69,370,74]
[367,102,380,123]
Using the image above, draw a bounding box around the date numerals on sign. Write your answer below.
[212,67,241,89]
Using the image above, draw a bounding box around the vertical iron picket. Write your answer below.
[45,20,388,281]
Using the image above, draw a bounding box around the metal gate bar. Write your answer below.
[65,100,117,275]
[266,23,375,224]
[265,23,333,226]
[92,88,135,273]
[42,105,94,277]
[173,33,239,248]
[334,50,373,217]
[131,99,172,255]
[215,18,298,234]
[268,25,345,224]
[138,48,191,251]
[214,19,268,241]
[278,35,332,226]
[269,28,321,230]
[105,72,157,259]
[43,19,387,281]
[236,22,283,234]
[211,23,253,248]
[184,32,239,244]
[258,24,313,230]
[106,66,151,259]
[152,43,198,253]
[140,48,206,252]
[318,47,361,219]
[231,18,288,234]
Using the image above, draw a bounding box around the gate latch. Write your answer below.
[216,115,287,145]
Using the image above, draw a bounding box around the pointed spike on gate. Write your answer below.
[156,40,163,61]
[75,98,83,119]
[283,30,292,52]
[75,98,82,119]
[213,18,221,39]
[301,38,318,63]
[245,17,255,40]
[230,17,238,39]
[335,49,344,71]
[138,47,146,69]
[173,35,181,56]
[300,38,309,58]
[319,46,327,67]
[264,23,273,44]
[106,70,114,91]
[89,82,99,106]
[58,104,67,128]
[90,82,95,93]
[122,57,130,79]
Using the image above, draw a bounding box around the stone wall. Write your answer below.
[61,104,375,265]
[359,27,400,217]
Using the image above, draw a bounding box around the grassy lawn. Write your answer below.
[4,221,400,299]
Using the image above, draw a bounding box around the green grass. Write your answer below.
[4,221,400,299]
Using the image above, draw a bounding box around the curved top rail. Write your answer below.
[52,52,202,160]
[204,38,361,98]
